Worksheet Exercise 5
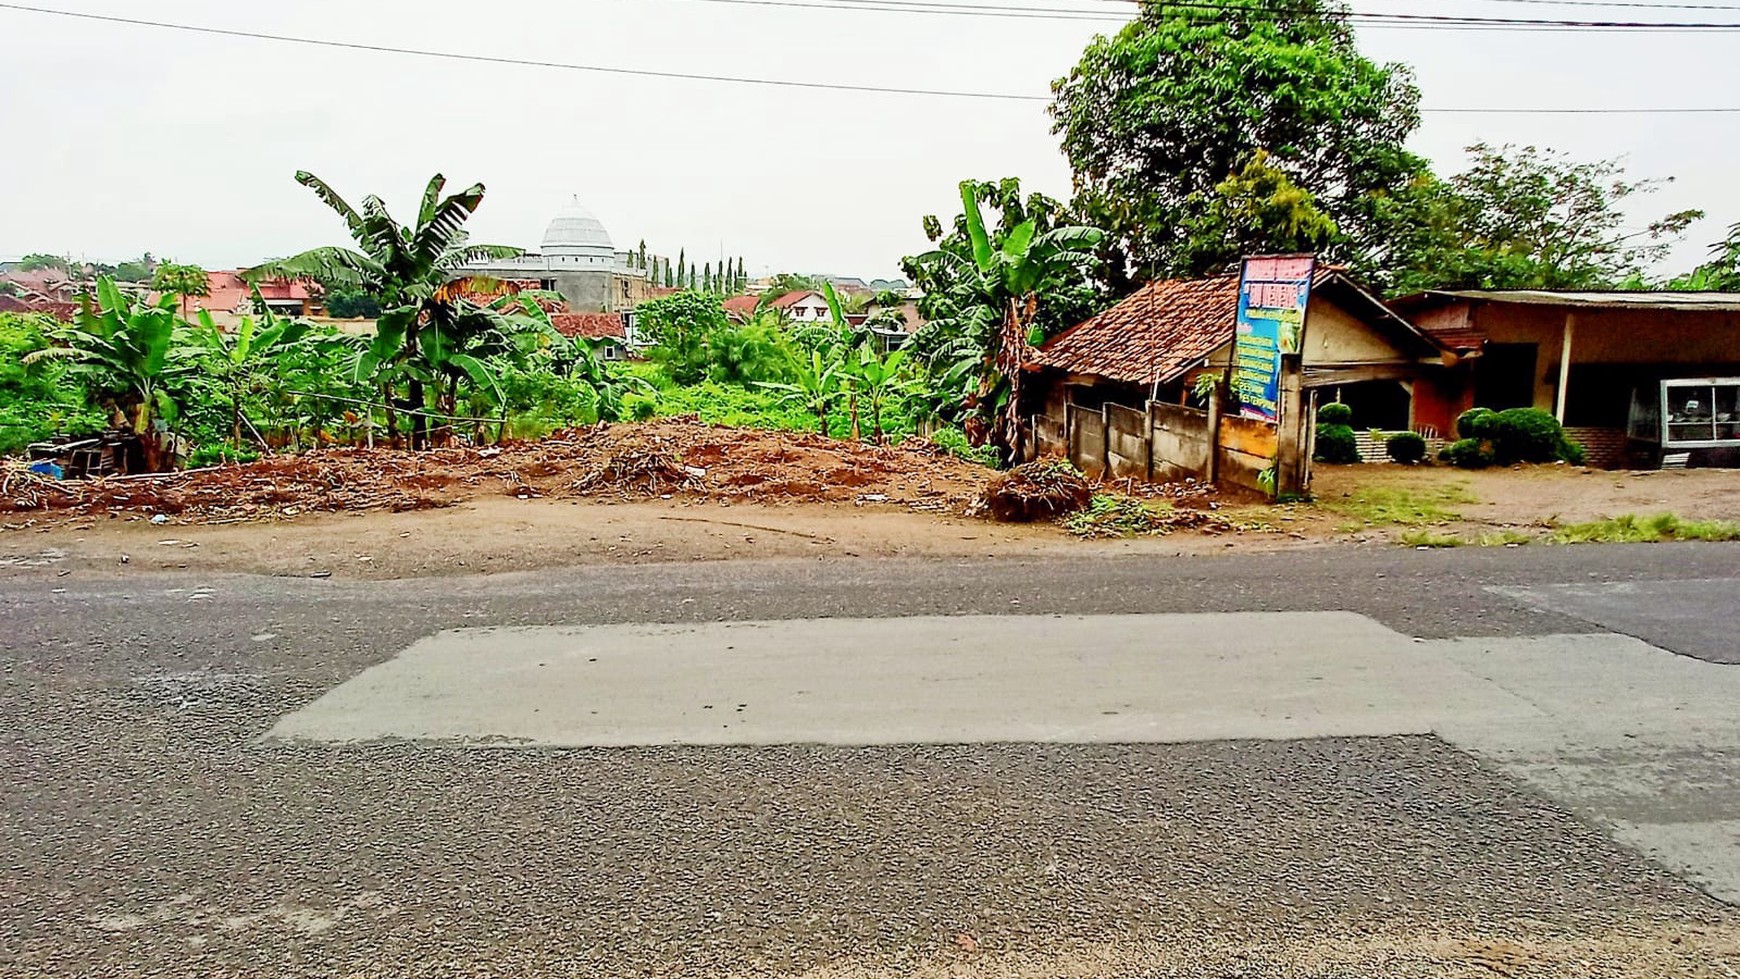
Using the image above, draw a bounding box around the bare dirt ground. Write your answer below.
[5,421,1739,577]
[0,496,1304,579]
[1301,462,1740,543]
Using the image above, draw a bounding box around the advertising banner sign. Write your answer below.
[1233,255,1316,423]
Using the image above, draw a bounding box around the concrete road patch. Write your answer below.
[270,611,1740,904]
[267,611,1513,746]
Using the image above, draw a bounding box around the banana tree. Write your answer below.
[23,277,191,470]
[847,346,908,444]
[908,180,1102,456]
[759,349,842,436]
[187,290,311,448]
[245,172,521,449]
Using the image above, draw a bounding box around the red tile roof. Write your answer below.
[174,271,317,315]
[1028,275,1242,385]
[769,290,820,310]
[722,295,760,319]
[549,312,627,339]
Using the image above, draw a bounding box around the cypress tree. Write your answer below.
[638,240,647,270]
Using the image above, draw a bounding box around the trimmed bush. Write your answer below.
[1317,402,1354,426]
[1558,436,1586,466]
[1456,407,1496,440]
[1440,437,1494,469]
[1314,423,1361,464]
[1489,407,1564,464]
[1386,430,1428,464]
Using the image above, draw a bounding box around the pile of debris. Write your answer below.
[1,419,996,524]
[982,459,1093,522]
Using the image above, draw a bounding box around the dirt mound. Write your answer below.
[985,459,1092,522]
[1,419,996,524]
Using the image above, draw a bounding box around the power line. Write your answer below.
[0,2,1050,100]
[1057,0,1740,26]
[4,2,1740,111]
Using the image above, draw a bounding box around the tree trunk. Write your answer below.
[989,295,1035,456]
[407,378,427,450]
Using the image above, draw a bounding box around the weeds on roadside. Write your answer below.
[1065,495,1172,538]
[1399,528,1463,548]
[1478,529,1533,547]
[1550,513,1740,544]
[1322,483,1476,527]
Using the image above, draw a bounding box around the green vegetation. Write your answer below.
[1064,494,1172,539]
[1313,402,1360,464]
[1550,513,1740,544]
[0,313,108,454]
[903,178,1102,456]
[1386,431,1427,464]
[1324,482,1475,528]
[1442,407,1582,468]
[1399,528,1463,548]
[1479,530,1533,547]
[1047,0,1707,293]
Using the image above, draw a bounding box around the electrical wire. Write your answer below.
[4,1,1740,110]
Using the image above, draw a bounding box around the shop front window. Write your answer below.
[1663,379,1740,446]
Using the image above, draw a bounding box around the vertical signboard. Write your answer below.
[1233,255,1316,423]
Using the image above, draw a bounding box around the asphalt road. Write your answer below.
[3,543,1739,976]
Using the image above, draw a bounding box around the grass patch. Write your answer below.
[1550,513,1740,544]
[1321,482,1476,527]
[1398,528,1463,548]
[1478,529,1534,547]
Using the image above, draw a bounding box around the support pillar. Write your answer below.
[1555,313,1576,423]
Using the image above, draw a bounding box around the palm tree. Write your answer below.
[244,171,522,449]
[911,181,1101,456]
[23,277,192,470]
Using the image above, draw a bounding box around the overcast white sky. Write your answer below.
[1,0,1735,281]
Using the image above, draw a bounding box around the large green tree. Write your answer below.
[1388,143,1703,294]
[1049,0,1424,287]
[1666,221,1740,292]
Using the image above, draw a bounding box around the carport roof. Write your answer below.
[1394,289,1740,312]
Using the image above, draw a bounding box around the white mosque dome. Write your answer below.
[541,196,615,257]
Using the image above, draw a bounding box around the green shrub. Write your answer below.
[1314,423,1361,463]
[1489,407,1564,464]
[1440,437,1494,469]
[624,393,658,421]
[1386,430,1427,464]
[1557,436,1586,465]
[1456,407,1496,440]
[1,312,110,454]
[930,427,1001,468]
[1317,402,1353,426]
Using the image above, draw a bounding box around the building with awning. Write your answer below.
[1392,290,1740,468]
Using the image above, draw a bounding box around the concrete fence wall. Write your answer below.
[1149,402,1213,481]
[1047,399,1280,494]
[1106,404,1151,480]
[1067,404,1108,480]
